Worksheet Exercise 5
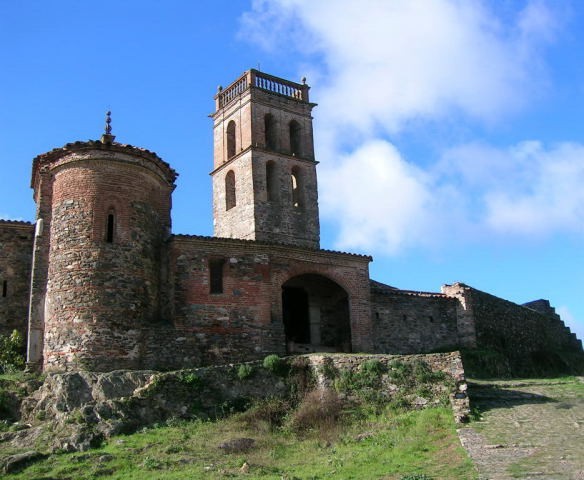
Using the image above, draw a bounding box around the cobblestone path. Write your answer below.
[458,377,584,480]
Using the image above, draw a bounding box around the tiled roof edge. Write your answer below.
[0,219,34,226]
[32,140,177,179]
[171,233,373,260]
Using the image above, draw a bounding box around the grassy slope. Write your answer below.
[3,403,475,479]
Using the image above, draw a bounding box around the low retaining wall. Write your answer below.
[5,352,469,454]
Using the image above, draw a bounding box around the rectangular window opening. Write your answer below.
[2,280,7,298]
[209,259,224,294]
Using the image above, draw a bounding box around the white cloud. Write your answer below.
[320,141,433,253]
[243,0,557,140]
[441,141,584,236]
[241,0,580,254]
[320,138,584,253]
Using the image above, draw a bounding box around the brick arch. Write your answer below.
[277,266,355,298]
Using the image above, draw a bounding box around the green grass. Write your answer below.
[3,404,475,479]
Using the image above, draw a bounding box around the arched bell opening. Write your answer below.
[282,274,352,354]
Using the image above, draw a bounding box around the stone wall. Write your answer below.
[370,282,460,354]
[0,221,34,339]
[31,142,176,372]
[306,351,469,422]
[444,283,583,375]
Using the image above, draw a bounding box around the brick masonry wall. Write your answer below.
[32,144,176,371]
[370,283,460,354]
[145,235,373,371]
[0,221,34,339]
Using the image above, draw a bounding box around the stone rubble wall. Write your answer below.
[463,286,583,374]
[0,221,34,339]
[307,351,469,422]
[370,285,460,354]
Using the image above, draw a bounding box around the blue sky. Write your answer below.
[1,1,583,342]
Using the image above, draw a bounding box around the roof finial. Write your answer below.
[101,110,116,144]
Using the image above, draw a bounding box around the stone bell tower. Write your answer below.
[210,69,320,249]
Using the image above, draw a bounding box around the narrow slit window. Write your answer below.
[226,120,236,159]
[209,259,224,294]
[2,280,7,298]
[225,170,236,210]
[106,213,115,243]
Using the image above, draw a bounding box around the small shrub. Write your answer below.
[388,392,410,410]
[415,385,433,399]
[237,364,254,380]
[0,419,10,432]
[0,330,25,373]
[287,389,344,434]
[359,359,386,387]
[179,371,202,388]
[334,362,384,394]
[334,368,357,393]
[401,474,434,480]
[142,456,164,470]
[412,360,434,384]
[263,354,287,376]
[238,397,291,431]
[215,397,250,417]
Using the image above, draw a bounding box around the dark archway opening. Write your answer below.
[282,287,310,344]
[282,274,352,354]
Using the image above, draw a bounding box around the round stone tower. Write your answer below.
[28,115,176,371]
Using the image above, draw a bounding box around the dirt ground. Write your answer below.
[458,377,584,480]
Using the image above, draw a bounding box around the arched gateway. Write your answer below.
[282,274,352,353]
